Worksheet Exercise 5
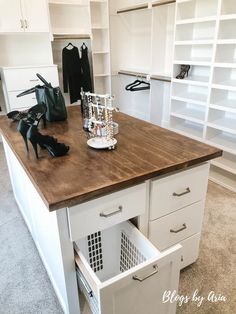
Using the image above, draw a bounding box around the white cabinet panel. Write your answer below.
[179,233,201,269]
[0,0,49,33]
[22,0,49,32]
[0,0,23,32]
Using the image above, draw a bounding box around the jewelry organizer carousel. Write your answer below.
[81,91,119,150]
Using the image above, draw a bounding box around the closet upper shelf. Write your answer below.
[116,0,176,14]
[49,0,88,5]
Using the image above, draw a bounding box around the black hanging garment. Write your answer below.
[62,46,82,103]
[80,43,92,92]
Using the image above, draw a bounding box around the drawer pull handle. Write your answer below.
[100,206,123,218]
[29,79,39,82]
[173,187,190,197]
[170,223,187,233]
[133,265,158,282]
[20,19,24,29]
[24,19,28,29]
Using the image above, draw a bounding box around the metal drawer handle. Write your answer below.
[133,265,158,282]
[100,205,123,218]
[24,19,28,29]
[170,223,187,233]
[20,19,24,29]
[173,187,190,197]
[29,79,39,82]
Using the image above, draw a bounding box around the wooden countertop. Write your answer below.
[0,106,222,211]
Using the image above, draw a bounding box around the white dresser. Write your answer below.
[1,65,59,112]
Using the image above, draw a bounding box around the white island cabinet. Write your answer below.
[0,106,221,314]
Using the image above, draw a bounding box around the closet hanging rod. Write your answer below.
[118,70,171,82]
[53,34,91,40]
[117,3,148,14]
[152,0,176,7]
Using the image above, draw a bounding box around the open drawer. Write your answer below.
[74,221,181,314]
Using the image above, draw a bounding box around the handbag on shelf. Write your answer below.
[17,73,67,122]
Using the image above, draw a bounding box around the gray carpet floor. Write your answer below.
[0,143,235,314]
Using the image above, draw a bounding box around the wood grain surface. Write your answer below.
[0,106,222,211]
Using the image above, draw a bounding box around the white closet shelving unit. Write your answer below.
[90,0,111,93]
[169,0,236,192]
[110,0,175,124]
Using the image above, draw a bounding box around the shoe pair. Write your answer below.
[17,119,69,159]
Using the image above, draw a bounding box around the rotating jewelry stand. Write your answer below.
[81,91,118,150]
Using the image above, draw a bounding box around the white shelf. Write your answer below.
[208,117,236,135]
[175,40,214,45]
[170,107,205,123]
[91,25,108,29]
[92,51,109,54]
[217,39,236,44]
[220,14,236,21]
[174,59,211,66]
[171,95,206,106]
[176,16,216,25]
[169,116,204,140]
[214,63,236,68]
[49,0,88,5]
[206,132,236,155]
[211,155,236,175]
[209,101,236,114]
[212,83,236,92]
[210,165,236,193]
[172,76,209,86]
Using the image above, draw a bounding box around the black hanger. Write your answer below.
[125,78,150,92]
[65,42,74,49]
[81,42,87,50]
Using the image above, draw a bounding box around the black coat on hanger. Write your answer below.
[62,44,82,103]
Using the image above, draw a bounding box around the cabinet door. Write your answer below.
[99,246,181,314]
[21,0,49,32]
[0,0,24,32]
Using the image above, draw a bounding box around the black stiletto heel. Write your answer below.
[27,126,69,159]
[176,65,191,79]
[17,120,30,152]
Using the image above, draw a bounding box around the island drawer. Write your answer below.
[74,221,181,314]
[149,163,209,220]
[179,233,201,269]
[149,200,204,251]
[67,183,146,241]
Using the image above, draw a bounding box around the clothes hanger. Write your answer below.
[65,42,74,49]
[125,75,150,91]
[81,42,87,50]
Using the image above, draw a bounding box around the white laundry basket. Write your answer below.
[74,221,180,314]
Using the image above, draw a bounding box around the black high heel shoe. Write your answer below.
[27,126,69,159]
[17,119,46,152]
[176,65,190,79]
[17,104,47,152]
[8,103,47,127]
